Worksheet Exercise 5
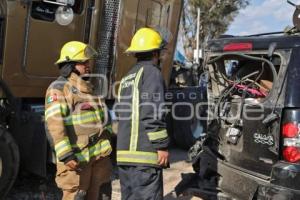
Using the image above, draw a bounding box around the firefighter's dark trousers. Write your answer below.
[118,166,163,200]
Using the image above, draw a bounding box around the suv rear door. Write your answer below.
[205,47,290,178]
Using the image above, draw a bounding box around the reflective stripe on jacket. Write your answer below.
[45,73,112,163]
[116,60,169,167]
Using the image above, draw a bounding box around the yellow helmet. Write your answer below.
[55,41,97,65]
[126,28,163,53]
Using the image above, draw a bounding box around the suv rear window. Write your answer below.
[207,53,281,102]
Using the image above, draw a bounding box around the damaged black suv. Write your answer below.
[177,5,300,200]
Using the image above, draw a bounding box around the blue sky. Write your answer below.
[226,0,300,35]
[176,0,300,57]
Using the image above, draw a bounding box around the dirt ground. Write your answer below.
[7,147,201,200]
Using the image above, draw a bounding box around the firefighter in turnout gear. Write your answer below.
[116,28,170,200]
[45,41,113,200]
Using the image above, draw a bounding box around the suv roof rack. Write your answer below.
[244,31,285,37]
[219,31,286,39]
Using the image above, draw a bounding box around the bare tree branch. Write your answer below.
[180,0,249,60]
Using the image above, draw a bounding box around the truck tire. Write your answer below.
[0,127,19,197]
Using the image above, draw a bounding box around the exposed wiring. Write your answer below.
[207,53,277,84]
[213,67,267,124]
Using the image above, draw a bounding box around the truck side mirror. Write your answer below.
[55,6,74,26]
[41,0,75,26]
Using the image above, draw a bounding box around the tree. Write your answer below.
[180,0,249,60]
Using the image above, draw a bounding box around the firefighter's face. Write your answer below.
[75,60,90,75]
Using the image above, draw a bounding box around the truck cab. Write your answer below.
[0,0,183,197]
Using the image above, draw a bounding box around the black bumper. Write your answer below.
[256,184,300,200]
[217,161,300,199]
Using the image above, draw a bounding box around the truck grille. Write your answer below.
[94,0,120,96]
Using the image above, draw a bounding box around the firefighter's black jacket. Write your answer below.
[116,60,169,167]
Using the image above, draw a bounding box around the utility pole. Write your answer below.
[195,7,200,64]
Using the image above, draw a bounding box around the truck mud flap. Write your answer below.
[0,127,19,198]
[10,112,47,178]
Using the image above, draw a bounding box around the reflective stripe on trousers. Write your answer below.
[117,150,158,165]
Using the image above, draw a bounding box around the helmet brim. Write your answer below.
[125,47,162,54]
[55,45,97,65]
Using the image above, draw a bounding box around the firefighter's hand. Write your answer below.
[65,160,79,170]
[157,150,169,167]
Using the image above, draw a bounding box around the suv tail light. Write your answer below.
[281,122,300,163]
[223,43,253,51]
